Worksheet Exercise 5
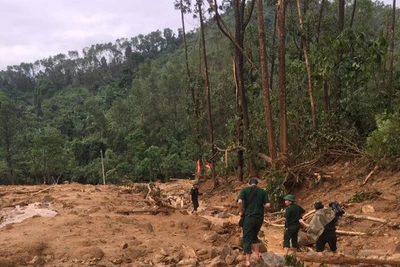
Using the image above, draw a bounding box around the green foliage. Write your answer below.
[71,138,106,166]
[71,159,102,184]
[366,112,400,161]
[266,169,287,211]
[0,1,399,185]
[0,160,10,184]
[285,255,305,267]
[30,126,72,184]
[345,189,382,203]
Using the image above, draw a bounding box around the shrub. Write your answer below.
[366,112,400,160]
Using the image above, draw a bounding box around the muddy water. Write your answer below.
[0,202,57,228]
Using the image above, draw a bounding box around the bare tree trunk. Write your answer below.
[333,0,345,117]
[338,0,345,32]
[323,81,330,120]
[233,0,258,179]
[296,0,316,129]
[387,0,396,109]
[179,0,202,159]
[5,141,15,185]
[180,0,190,83]
[197,0,217,187]
[316,0,325,45]
[207,0,257,179]
[381,20,390,92]
[350,0,357,28]
[269,7,278,90]
[277,0,288,162]
[256,0,277,164]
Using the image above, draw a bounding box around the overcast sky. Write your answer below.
[0,0,199,71]
[0,0,395,72]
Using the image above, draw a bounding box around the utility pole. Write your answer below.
[100,149,105,185]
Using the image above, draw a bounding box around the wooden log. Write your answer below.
[302,210,316,220]
[264,220,284,227]
[264,221,367,236]
[344,213,388,224]
[336,230,367,236]
[296,252,400,266]
[362,165,379,185]
[115,209,160,215]
[31,185,56,196]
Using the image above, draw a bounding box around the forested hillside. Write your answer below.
[0,0,399,186]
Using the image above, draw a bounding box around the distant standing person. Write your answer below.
[300,201,338,255]
[190,180,201,214]
[270,194,305,255]
[237,177,271,266]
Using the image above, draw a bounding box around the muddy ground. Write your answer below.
[0,159,399,267]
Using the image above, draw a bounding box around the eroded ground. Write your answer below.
[0,160,399,267]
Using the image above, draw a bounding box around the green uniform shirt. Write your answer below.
[238,185,269,217]
[284,203,306,229]
[190,187,199,200]
[324,216,337,231]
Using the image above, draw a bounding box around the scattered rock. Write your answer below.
[361,205,375,214]
[159,247,169,256]
[29,255,46,266]
[224,253,236,265]
[79,247,104,260]
[208,256,225,267]
[180,245,197,259]
[204,232,219,243]
[143,223,154,233]
[216,211,229,218]
[42,195,54,202]
[177,258,198,266]
[260,252,285,267]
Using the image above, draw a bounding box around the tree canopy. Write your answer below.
[0,0,399,185]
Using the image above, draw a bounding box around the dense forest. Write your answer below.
[0,0,399,188]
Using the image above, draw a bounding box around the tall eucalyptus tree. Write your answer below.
[0,92,20,184]
[277,0,288,161]
[256,0,277,165]
[387,0,396,109]
[196,0,217,186]
[296,0,316,128]
[207,0,258,180]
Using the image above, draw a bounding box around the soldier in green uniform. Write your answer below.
[300,201,338,255]
[190,180,201,214]
[271,194,305,255]
[237,177,271,266]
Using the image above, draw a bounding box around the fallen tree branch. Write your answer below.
[296,252,400,265]
[363,165,379,185]
[255,153,272,164]
[265,221,367,236]
[302,210,316,221]
[336,230,367,236]
[214,145,274,165]
[115,207,169,215]
[31,185,56,196]
[264,220,284,227]
[344,213,387,224]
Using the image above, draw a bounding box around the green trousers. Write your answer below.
[242,215,263,254]
[283,225,300,248]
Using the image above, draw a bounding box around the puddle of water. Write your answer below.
[0,202,57,228]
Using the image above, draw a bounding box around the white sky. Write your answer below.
[0,0,199,71]
[0,0,395,71]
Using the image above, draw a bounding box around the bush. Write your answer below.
[366,112,400,160]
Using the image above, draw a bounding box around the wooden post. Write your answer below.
[100,149,105,185]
